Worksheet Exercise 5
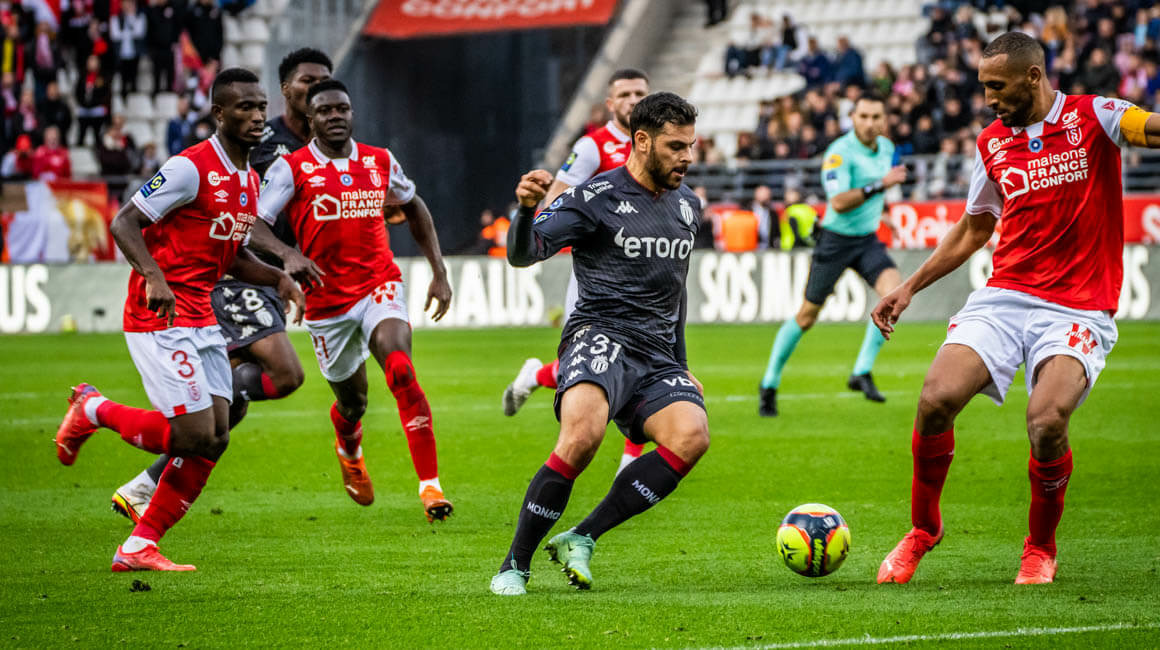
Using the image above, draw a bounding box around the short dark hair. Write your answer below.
[306,78,349,105]
[629,92,697,138]
[278,48,333,83]
[609,68,649,87]
[211,67,260,105]
[852,92,885,111]
[982,32,1045,70]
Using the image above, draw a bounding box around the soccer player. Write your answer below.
[109,48,333,523]
[256,79,454,521]
[490,92,708,596]
[55,68,305,571]
[501,68,651,474]
[874,32,1159,584]
[758,94,906,417]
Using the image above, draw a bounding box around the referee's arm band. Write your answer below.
[1120,106,1152,147]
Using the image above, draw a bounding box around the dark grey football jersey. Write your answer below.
[249,116,307,265]
[529,166,700,357]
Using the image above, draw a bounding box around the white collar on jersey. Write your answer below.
[605,120,630,143]
[308,139,361,169]
[208,133,251,182]
[1010,91,1065,138]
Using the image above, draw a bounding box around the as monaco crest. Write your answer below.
[1066,127,1081,147]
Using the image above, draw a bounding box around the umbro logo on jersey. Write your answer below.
[614,201,637,214]
[308,175,326,188]
[214,189,229,202]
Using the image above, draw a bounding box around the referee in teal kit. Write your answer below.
[759,94,907,417]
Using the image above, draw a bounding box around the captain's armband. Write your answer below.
[1120,106,1152,147]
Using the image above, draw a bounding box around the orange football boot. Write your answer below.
[55,384,101,466]
[336,443,374,506]
[111,545,196,572]
[877,526,943,584]
[1015,537,1058,584]
[421,485,453,522]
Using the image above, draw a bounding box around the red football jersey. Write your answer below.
[968,92,1133,312]
[258,139,415,320]
[125,135,259,332]
[554,120,630,186]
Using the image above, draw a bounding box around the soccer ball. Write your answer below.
[776,503,851,577]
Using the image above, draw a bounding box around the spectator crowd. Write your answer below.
[0,0,250,184]
[708,0,1159,201]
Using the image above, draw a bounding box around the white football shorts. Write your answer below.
[305,280,409,383]
[124,325,233,418]
[942,286,1117,406]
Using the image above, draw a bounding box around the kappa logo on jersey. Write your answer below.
[260,125,275,141]
[139,171,166,198]
[207,170,223,187]
[999,167,1030,200]
[308,175,326,188]
[613,227,695,259]
[563,186,576,197]
[274,144,290,156]
[679,198,696,226]
[1067,323,1096,354]
[311,194,341,221]
[614,200,637,214]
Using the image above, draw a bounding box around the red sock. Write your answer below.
[96,401,170,454]
[330,402,362,456]
[536,359,559,389]
[911,426,954,536]
[656,445,694,477]
[546,452,580,480]
[132,456,215,542]
[260,374,281,399]
[385,351,438,481]
[1028,450,1072,551]
[623,440,645,458]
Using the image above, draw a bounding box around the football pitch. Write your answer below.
[2,322,1158,648]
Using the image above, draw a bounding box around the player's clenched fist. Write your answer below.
[515,170,553,208]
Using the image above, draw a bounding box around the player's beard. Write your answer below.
[1002,89,1036,127]
[646,145,686,191]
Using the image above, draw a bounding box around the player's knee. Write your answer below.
[1027,405,1069,444]
[916,382,962,433]
[338,397,367,422]
[677,423,711,461]
[385,350,415,389]
[272,365,305,395]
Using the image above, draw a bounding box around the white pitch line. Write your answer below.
[711,622,1160,650]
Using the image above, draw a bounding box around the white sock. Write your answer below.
[419,477,442,495]
[337,445,362,460]
[121,535,156,554]
[126,468,157,492]
[615,453,636,477]
[83,396,108,426]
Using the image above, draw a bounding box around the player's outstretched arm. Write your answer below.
[110,203,177,326]
[829,165,907,213]
[872,210,997,339]
[508,170,553,267]
[228,248,306,324]
[401,193,452,321]
[247,219,325,289]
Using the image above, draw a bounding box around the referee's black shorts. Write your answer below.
[803,227,896,306]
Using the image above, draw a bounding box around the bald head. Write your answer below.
[981,32,1045,73]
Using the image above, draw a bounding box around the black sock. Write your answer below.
[501,464,574,574]
[145,454,168,483]
[573,450,683,541]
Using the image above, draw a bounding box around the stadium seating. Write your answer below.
[647,0,927,159]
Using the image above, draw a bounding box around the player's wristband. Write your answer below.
[862,180,886,199]
[517,205,537,219]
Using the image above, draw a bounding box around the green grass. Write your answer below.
[1,323,1158,648]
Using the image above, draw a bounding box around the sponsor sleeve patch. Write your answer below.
[822,153,843,171]
[533,210,554,224]
[139,171,166,198]
[560,151,578,172]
